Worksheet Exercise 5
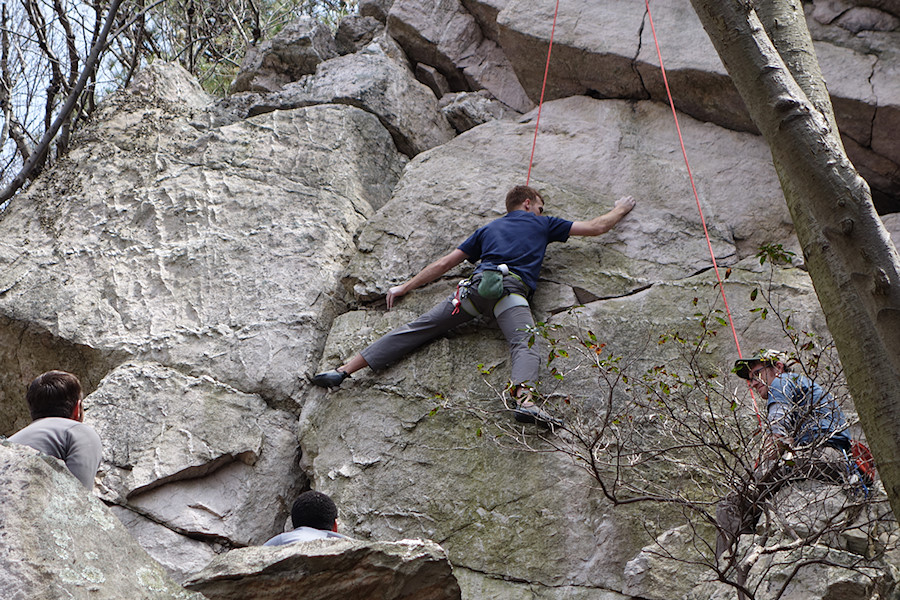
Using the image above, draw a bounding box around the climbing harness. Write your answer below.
[450,266,532,318]
[451,278,479,317]
[494,292,530,317]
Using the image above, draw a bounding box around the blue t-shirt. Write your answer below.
[457,210,573,291]
[766,372,851,449]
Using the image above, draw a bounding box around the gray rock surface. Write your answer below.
[231,17,339,93]
[87,363,305,547]
[241,44,456,156]
[360,0,394,23]
[388,0,534,112]
[0,442,203,600]
[461,0,508,42]
[439,90,512,132]
[184,537,461,600]
[0,62,405,413]
[335,15,383,55]
[111,506,221,584]
[623,526,711,600]
[882,213,900,244]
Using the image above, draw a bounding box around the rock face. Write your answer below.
[0,442,203,600]
[232,17,339,93]
[0,61,405,417]
[184,538,462,600]
[388,0,534,113]
[343,95,791,308]
[87,362,305,554]
[305,256,842,598]
[0,1,898,599]
[236,43,455,156]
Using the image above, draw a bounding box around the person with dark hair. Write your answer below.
[8,371,102,489]
[311,185,636,428]
[715,350,854,573]
[264,490,346,546]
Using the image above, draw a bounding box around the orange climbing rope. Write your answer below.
[644,0,760,420]
[525,0,561,186]
[527,0,761,419]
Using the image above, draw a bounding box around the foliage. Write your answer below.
[461,256,898,599]
[0,0,356,203]
[111,0,357,95]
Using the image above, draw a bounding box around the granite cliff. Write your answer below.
[1,1,899,599]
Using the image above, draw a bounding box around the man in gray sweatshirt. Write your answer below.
[8,370,102,489]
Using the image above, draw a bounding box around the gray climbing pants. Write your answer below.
[715,444,851,562]
[360,276,539,386]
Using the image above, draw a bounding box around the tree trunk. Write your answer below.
[688,0,900,519]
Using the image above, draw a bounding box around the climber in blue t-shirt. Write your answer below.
[311,185,636,427]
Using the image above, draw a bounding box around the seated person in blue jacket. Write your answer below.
[716,350,852,566]
[8,370,102,489]
[311,185,636,428]
[264,490,346,546]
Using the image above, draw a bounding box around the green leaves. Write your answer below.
[756,243,795,266]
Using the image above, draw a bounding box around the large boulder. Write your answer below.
[184,537,462,600]
[344,95,791,306]
[231,17,339,93]
[439,90,514,132]
[387,0,534,113]
[87,363,305,550]
[0,442,203,600]
[496,1,743,125]
[227,43,455,156]
[0,62,406,418]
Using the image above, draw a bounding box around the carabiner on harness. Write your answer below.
[451,279,472,316]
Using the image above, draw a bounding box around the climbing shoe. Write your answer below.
[311,369,350,388]
[513,403,563,429]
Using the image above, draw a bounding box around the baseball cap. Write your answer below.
[733,349,789,379]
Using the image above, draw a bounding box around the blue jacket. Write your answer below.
[766,372,851,450]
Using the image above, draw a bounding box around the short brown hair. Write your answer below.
[26,371,82,420]
[505,185,543,213]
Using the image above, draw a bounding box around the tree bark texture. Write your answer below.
[689,0,900,520]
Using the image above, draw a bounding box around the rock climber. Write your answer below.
[311,184,636,428]
[716,350,853,574]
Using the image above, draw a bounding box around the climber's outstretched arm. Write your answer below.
[386,249,469,309]
[569,196,635,237]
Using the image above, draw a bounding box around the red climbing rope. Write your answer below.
[525,0,561,186]
[644,0,760,420]
[526,0,759,418]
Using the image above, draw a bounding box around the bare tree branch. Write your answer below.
[0,0,123,203]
